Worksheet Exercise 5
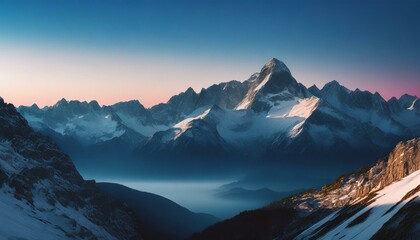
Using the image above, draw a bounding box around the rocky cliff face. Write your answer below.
[191,138,420,240]
[280,138,420,213]
[0,98,143,239]
[282,138,420,239]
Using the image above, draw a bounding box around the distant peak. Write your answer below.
[54,98,68,107]
[124,99,142,107]
[323,80,351,93]
[261,58,290,74]
[112,100,146,112]
[399,93,416,101]
[185,87,196,94]
[324,80,340,87]
[330,79,340,84]
[89,100,101,109]
[309,84,320,91]
[373,92,386,102]
[388,96,398,102]
[30,103,40,110]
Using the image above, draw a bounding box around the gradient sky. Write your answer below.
[0,0,419,107]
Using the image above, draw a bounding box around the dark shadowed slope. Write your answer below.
[0,97,143,239]
[97,182,219,240]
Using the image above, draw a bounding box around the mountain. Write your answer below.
[236,58,311,112]
[389,94,420,132]
[310,80,411,135]
[17,98,167,146]
[97,183,219,240]
[190,138,420,240]
[17,58,420,177]
[142,58,418,159]
[0,97,143,239]
[1,97,222,240]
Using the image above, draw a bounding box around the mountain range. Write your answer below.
[0,97,217,240]
[3,92,419,239]
[2,58,419,239]
[17,58,420,178]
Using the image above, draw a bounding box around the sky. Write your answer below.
[0,0,419,107]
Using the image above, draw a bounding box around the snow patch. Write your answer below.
[407,98,418,111]
[298,169,420,240]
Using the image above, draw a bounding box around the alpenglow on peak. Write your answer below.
[261,58,291,74]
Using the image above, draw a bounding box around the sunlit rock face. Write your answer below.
[190,138,420,240]
[17,59,420,176]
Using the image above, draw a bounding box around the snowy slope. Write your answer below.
[190,139,420,240]
[145,98,319,153]
[18,99,167,146]
[310,81,410,135]
[0,98,142,239]
[392,96,420,132]
[297,169,420,240]
[18,58,420,159]
[143,59,417,156]
[0,185,117,240]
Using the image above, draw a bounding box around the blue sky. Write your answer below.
[0,0,419,107]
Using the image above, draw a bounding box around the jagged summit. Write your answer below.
[54,97,68,106]
[236,58,310,111]
[185,87,196,94]
[398,94,417,107]
[114,99,143,107]
[30,103,40,109]
[88,100,101,110]
[309,84,319,90]
[324,80,340,88]
[17,59,419,160]
[321,80,351,93]
[261,58,291,74]
[112,99,148,114]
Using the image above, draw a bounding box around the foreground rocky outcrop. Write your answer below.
[191,138,420,240]
[279,138,420,213]
[0,97,143,239]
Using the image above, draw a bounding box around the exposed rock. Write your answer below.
[191,138,420,240]
[0,99,143,239]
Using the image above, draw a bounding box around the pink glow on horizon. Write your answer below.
[292,64,420,101]
[0,43,254,108]
[0,43,418,108]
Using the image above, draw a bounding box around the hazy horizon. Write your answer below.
[1,0,419,107]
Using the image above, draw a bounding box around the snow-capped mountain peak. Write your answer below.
[236,58,311,111]
[261,58,291,74]
[321,80,351,94]
[17,58,420,160]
